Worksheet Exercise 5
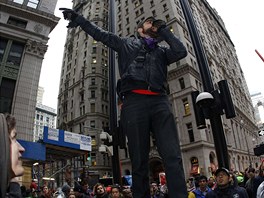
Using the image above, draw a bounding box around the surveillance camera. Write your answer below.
[196,92,214,107]
[99,145,107,153]
[100,132,107,140]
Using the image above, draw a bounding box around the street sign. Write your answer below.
[43,126,91,151]
[258,130,264,136]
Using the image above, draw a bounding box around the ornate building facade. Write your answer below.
[56,0,262,181]
[0,0,59,141]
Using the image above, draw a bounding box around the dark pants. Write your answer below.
[121,93,188,198]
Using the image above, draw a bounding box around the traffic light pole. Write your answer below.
[108,0,121,184]
[179,0,230,169]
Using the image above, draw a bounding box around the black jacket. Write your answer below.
[205,185,249,198]
[75,15,187,94]
[5,182,22,198]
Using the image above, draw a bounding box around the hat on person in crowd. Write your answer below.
[248,167,255,173]
[30,181,37,191]
[0,114,11,198]
[73,185,83,193]
[236,173,244,184]
[215,167,230,177]
[62,184,71,194]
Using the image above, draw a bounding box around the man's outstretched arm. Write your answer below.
[60,8,123,52]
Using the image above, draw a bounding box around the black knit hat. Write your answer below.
[0,113,11,198]
[137,16,156,29]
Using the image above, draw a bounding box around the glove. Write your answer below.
[59,8,79,28]
[152,19,166,32]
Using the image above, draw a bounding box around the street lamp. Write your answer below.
[108,0,121,184]
[180,0,236,169]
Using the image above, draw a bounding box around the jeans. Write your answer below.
[121,93,188,198]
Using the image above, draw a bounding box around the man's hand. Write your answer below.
[152,19,166,32]
[59,8,79,28]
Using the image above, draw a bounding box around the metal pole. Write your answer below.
[109,0,121,184]
[180,0,230,169]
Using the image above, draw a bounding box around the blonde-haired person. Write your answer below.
[0,113,25,197]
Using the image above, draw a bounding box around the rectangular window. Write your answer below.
[152,10,157,17]
[92,57,97,63]
[27,0,39,8]
[165,14,170,22]
[91,78,95,85]
[7,17,27,28]
[13,0,23,4]
[163,4,168,11]
[182,98,191,115]
[7,41,24,65]
[91,103,95,113]
[0,39,8,62]
[91,90,95,98]
[0,78,16,113]
[90,120,95,128]
[187,123,194,142]
[179,77,185,89]
[92,47,96,54]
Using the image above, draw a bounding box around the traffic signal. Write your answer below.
[86,152,92,165]
[254,143,264,156]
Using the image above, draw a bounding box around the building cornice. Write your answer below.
[0,0,60,31]
[168,63,201,81]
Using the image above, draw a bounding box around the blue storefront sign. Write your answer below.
[18,140,46,161]
[43,126,91,151]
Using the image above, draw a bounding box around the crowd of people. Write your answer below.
[15,163,264,198]
[1,111,264,198]
[19,181,132,198]
[186,165,264,198]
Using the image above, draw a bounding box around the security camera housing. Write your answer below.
[99,145,107,153]
[100,133,107,140]
[196,92,214,107]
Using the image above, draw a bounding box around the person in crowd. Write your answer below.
[191,175,211,198]
[69,191,77,198]
[122,188,132,198]
[243,167,250,187]
[256,180,264,198]
[252,163,264,198]
[62,184,71,198]
[207,177,216,190]
[60,6,188,198]
[0,113,25,198]
[82,181,93,198]
[110,185,123,198]
[93,183,108,198]
[229,172,238,187]
[150,182,165,198]
[74,184,89,198]
[245,167,255,198]
[235,171,245,187]
[39,185,51,198]
[186,177,196,192]
[205,167,248,198]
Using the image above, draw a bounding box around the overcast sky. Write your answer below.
[39,0,264,110]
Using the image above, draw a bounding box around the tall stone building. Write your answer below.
[57,0,262,180]
[251,92,264,129]
[0,0,59,141]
